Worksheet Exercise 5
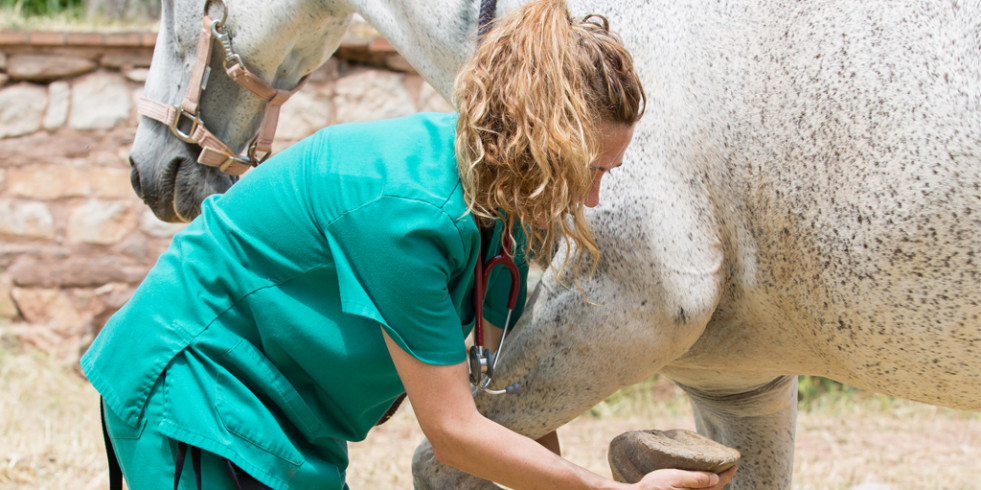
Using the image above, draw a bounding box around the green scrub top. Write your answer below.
[81,112,529,489]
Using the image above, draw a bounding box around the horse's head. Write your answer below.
[134,0,519,221]
[133,0,352,222]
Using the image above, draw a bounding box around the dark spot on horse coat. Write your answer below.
[676,307,688,325]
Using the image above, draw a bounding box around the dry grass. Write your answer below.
[791,397,981,490]
[350,380,981,489]
[0,345,104,490]
[1,345,978,489]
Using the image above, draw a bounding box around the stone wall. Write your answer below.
[0,27,453,359]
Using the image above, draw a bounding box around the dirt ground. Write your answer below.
[1,347,978,489]
[347,381,981,489]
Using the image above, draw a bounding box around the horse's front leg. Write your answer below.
[412,282,609,490]
[412,263,719,488]
[664,371,799,489]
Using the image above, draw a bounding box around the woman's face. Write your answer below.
[585,123,634,208]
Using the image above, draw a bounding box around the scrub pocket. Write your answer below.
[215,338,334,466]
[216,369,307,466]
[163,340,347,489]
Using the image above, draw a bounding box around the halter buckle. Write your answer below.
[247,139,270,166]
[217,155,253,174]
[170,109,203,143]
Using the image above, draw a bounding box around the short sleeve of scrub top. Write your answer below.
[324,197,474,366]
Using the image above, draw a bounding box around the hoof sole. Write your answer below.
[608,429,740,483]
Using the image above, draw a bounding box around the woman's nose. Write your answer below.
[585,173,603,208]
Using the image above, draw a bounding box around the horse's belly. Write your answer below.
[669,259,981,411]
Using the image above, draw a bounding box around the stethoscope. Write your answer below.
[469,220,523,396]
[468,0,522,396]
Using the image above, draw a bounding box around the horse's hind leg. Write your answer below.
[672,375,799,490]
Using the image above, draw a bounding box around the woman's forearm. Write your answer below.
[426,407,625,490]
[381,328,728,490]
[382,328,623,489]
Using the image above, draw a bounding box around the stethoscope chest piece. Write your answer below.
[470,343,521,395]
[469,345,494,386]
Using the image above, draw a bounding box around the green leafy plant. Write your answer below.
[1,0,83,17]
[798,375,857,410]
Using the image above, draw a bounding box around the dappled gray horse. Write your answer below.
[130,0,980,487]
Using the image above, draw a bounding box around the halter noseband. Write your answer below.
[137,0,304,176]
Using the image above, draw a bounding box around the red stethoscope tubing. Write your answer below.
[472,231,520,349]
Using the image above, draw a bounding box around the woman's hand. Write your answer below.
[633,466,737,490]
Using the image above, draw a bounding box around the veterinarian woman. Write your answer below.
[83,1,735,488]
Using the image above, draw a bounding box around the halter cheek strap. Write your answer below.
[478,0,498,38]
[138,14,305,175]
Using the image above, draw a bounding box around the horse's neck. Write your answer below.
[187,0,352,87]
[343,0,475,99]
[343,0,528,101]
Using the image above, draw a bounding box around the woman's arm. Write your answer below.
[381,329,734,490]
[479,322,562,455]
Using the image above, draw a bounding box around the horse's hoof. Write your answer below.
[608,429,741,483]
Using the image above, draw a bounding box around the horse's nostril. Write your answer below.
[129,157,145,199]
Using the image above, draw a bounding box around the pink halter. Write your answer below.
[138,2,305,175]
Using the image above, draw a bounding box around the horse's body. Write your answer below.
[133,0,981,487]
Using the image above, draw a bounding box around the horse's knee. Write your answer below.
[410,440,442,490]
[679,375,799,420]
[411,439,502,490]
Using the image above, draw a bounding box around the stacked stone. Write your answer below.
[0,25,453,360]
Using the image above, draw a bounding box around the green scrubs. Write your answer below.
[82,113,529,489]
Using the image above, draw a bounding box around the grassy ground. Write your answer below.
[1,344,978,489]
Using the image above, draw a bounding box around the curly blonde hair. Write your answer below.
[455,0,646,285]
